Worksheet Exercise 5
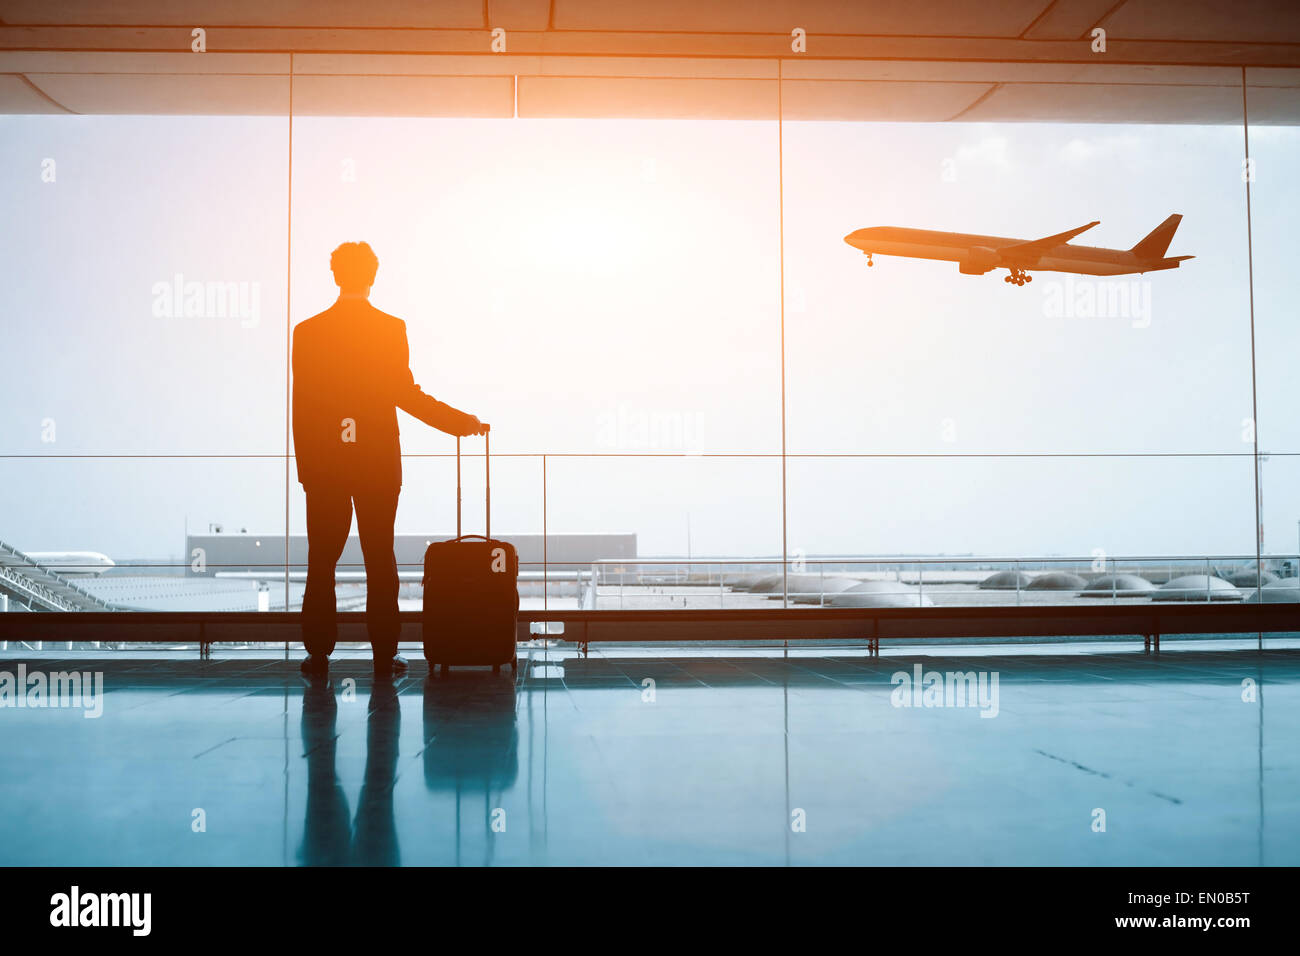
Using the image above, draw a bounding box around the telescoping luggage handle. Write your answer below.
[455,425,490,541]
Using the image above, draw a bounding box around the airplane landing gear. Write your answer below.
[865,252,874,267]
[1004,268,1032,286]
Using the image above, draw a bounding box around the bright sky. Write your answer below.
[1,114,1297,560]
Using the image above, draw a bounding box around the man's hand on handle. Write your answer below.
[460,414,490,437]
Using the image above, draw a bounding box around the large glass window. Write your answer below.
[1247,72,1300,573]
[2,63,1293,616]
[1,112,290,610]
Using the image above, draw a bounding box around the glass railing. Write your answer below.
[581,555,1300,610]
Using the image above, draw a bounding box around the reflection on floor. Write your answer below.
[0,644,1296,865]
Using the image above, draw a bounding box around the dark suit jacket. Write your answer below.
[292,298,475,490]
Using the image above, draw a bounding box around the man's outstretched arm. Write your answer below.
[393,322,487,436]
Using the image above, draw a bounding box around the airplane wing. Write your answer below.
[998,221,1100,259]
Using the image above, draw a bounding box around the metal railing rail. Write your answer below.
[1,603,1296,656]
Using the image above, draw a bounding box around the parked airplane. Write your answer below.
[844,215,1191,285]
[26,551,115,576]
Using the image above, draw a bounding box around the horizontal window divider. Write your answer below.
[3,451,1296,460]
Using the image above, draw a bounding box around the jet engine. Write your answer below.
[958,246,1000,275]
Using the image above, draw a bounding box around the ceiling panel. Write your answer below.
[1023,0,1125,40]
[0,1,486,28]
[487,0,552,31]
[0,51,288,73]
[780,79,990,121]
[782,59,1240,86]
[1104,0,1300,43]
[9,55,1294,123]
[0,71,61,111]
[1,4,1297,123]
[1241,84,1300,124]
[519,76,777,119]
[26,73,289,113]
[552,0,1051,37]
[964,81,1247,123]
[292,74,514,116]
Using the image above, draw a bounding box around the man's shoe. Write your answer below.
[300,654,330,677]
[374,653,408,677]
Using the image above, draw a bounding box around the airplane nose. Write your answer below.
[844,230,863,247]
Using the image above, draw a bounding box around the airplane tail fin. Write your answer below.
[1131,214,1182,260]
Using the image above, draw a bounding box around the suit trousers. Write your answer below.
[301,481,402,657]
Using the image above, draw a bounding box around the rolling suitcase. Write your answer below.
[422,429,519,674]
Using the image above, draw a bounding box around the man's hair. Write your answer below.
[330,241,379,290]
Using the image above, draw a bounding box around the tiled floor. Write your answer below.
[0,643,1296,865]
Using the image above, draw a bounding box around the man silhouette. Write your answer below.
[293,241,486,677]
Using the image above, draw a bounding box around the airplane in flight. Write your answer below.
[844,214,1191,285]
